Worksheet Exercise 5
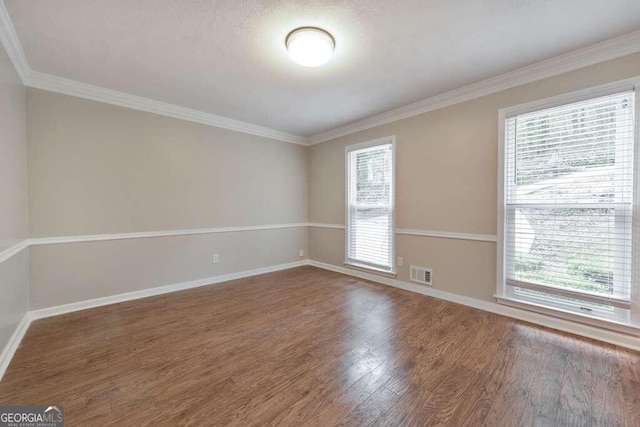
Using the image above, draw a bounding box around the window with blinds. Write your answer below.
[501,89,636,323]
[346,138,395,273]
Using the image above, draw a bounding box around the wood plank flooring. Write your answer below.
[0,266,639,426]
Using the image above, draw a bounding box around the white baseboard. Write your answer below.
[0,259,307,380]
[29,260,308,320]
[0,313,31,381]
[307,260,640,352]
[3,258,638,382]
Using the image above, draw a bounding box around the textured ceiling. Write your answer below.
[6,0,640,136]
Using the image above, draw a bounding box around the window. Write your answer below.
[346,137,395,273]
[498,84,638,328]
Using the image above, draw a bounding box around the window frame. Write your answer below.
[496,77,640,332]
[344,136,397,275]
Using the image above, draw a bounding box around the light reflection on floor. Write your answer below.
[341,284,396,395]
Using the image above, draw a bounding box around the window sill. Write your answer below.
[344,262,397,278]
[495,295,640,337]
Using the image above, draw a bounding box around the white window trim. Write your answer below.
[496,76,640,333]
[344,135,397,275]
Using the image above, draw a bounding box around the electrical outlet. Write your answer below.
[299,249,304,258]
[212,254,219,264]
[397,256,404,267]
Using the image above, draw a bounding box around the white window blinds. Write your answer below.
[346,140,395,273]
[503,90,636,313]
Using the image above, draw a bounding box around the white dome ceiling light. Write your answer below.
[285,27,335,67]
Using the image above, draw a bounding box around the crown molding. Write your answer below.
[3,0,640,147]
[25,71,309,145]
[0,0,28,83]
[0,1,308,145]
[308,29,640,144]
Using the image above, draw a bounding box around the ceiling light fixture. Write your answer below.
[286,27,335,67]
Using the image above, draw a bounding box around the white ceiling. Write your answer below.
[5,0,640,137]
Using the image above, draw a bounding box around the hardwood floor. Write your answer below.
[1,266,639,426]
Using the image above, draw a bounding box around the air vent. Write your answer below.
[410,265,433,286]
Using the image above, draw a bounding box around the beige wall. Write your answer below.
[0,41,28,350]
[15,52,640,313]
[0,251,28,345]
[29,228,307,309]
[27,89,308,237]
[309,53,640,303]
[26,89,308,309]
[0,48,27,250]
